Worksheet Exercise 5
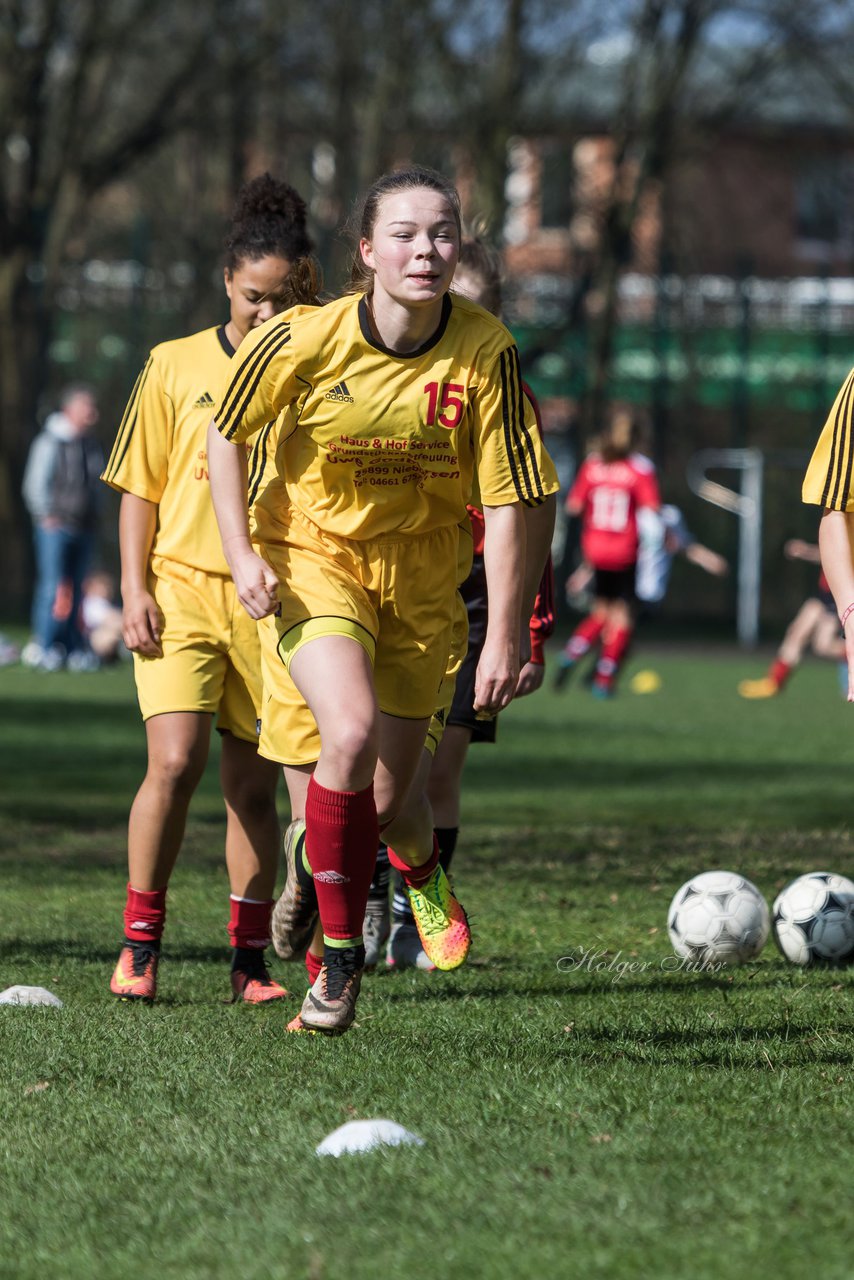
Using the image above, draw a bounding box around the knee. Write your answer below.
[148,745,206,796]
[323,716,378,779]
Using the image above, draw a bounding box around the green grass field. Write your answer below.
[2,645,853,1280]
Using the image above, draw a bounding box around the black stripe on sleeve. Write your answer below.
[499,350,524,502]
[217,323,287,431]
[103,358,153,479]
[217,324,292,440]
[825,371,854,509]
[247,419,276,508]
[509,346,546,503]
[499,348,546,505]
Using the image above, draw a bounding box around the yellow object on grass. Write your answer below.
[630,669,662,694]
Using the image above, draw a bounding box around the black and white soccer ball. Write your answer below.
[667,870,770,966]
[772,872,854,966]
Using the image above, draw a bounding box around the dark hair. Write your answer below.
[348,166,462,293]
[59,383,97,409]
[277,255,324,309]
[455,234,502,316]
[224,173,314,274]
[598,403,650,463]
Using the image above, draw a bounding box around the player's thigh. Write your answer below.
[812,609,844,658]
[290,634,378,747]
[786,598,826,645]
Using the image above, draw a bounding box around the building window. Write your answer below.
[796,156,854,258]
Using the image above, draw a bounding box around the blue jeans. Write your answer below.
[31,524,94,653]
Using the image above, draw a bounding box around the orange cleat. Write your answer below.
[110,943,159,1003]
[230,951,289,1003]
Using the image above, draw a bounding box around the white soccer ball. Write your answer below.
[667,870,770,966]
[772,872,854,966]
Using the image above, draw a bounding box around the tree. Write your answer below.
[0,0,286,607]
[574,0,854,440]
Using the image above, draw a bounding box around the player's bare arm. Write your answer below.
[784,538,822,564]
[818,508,854,702]
[476,502,526,715]
[206,421,279,620]
[118,492,163,657]
[513,494,555,697]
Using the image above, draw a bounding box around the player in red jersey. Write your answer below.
[554,406,661,697]
[738,540,844,698]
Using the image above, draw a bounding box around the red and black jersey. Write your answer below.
[466,382,554,662]
[567,452,660,571]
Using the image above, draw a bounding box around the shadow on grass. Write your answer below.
[473,751,854,799]
[569,1020,854,1067]
[0,939,245,966]
[0,693,226,829]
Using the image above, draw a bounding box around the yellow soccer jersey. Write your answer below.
[803,368,854,511]
[103,325,276,576]
[215,292,558,541]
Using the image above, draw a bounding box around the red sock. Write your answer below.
[566,614,606,661]
[305,776,379,942]
[387,834,440,887]
[305,951,322,983]
[596,624,633,686]
[770,658,792,689]
[228,896,273,950]
[123,884,167,944]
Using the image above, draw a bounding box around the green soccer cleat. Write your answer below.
[405,864,471,971]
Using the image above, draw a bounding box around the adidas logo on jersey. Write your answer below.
[193,391,215,409]
[324,380,354,403]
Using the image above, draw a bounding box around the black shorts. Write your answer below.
[447,555,497,745]
[819,587,836,615]
[593,566,637,603]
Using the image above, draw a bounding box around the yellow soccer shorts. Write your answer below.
[133,556,262,743]
[258,586,469,766]
[255,509,464,764]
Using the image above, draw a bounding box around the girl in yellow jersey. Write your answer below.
[207,167,559,1033]
[102,175,313,1004]
[803,366,854,700]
